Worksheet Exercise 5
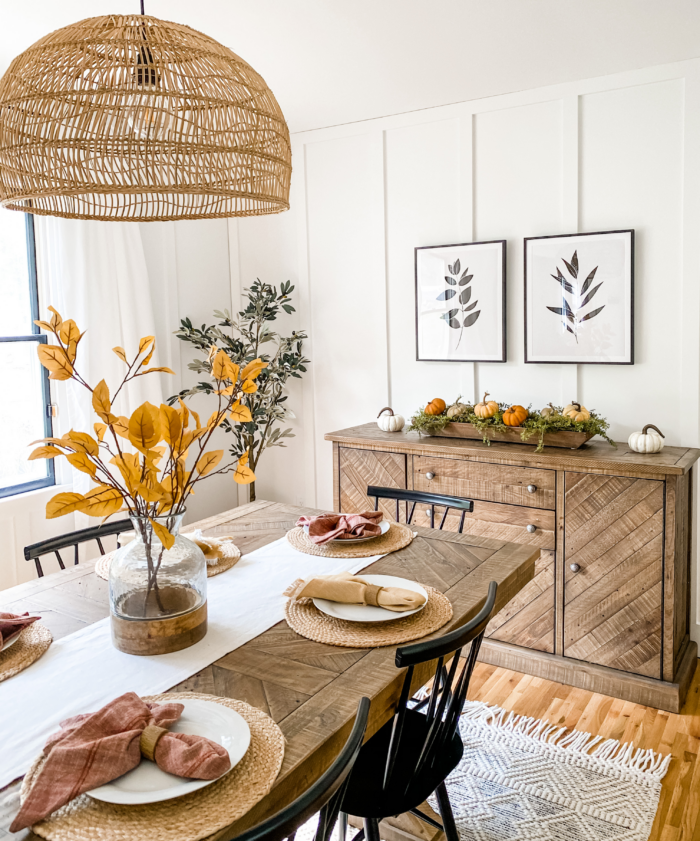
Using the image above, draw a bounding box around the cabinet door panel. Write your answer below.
[564,474,664,678]
[339,448,407,520]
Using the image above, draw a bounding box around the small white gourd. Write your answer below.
[628,424,665,454]
[377,407,405,433]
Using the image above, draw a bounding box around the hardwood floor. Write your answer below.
[468,660,700,841]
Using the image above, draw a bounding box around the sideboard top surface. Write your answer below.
[325,423,700,477]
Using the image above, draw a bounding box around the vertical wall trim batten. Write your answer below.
[459,110,477,403]
[294,141,319,507]
[381,129,393,408]
[560,95,580,406]
[226,219,243,508]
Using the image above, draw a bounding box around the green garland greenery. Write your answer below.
[407,401,615,453]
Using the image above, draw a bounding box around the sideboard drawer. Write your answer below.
[413,455,555,509]
[412,499,555,549]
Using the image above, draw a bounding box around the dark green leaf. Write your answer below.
[458,274,473,287]
[463,311,480,328]
[578,282,603,309]
[581,266,598,295]
[580,305,605,322]
[459,287,472,306]
[444,276,456,285]
[437,289,456,301]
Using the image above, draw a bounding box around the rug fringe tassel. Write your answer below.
[461,701,672,781]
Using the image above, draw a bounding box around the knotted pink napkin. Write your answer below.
[296,511,384,544]
[11,691,231,831]
[0,612,40,651]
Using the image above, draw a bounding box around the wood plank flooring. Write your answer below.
[468,661,700,841]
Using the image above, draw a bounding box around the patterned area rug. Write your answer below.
[429,702,671,841]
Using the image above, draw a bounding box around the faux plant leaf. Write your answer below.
[28,445,63,460]
[136,482,166,502]
[206,410,225,430]
[138,336,155,353]
[177,398,190,429]
[444,276,456,285]
[59,319,81,346]
[580,305,605,323]
[448,319,460,329]
[563,256,578,279]
[459,287,472,306]
[128,402,162,452]
[79,486,123,518]
[463,301,478,312]
[241,379,258,394]
[233,453,256,485]
[551,269,574,294]
[94,423,107,442]
[463,311,481,328]
[190,407,202,429]
[436,289,456,301]
[112,417,130,439]
[579,282,603,309]
[66,452,97,477]
[48,306,63,329]
[63,430,99,456]
[581,266,598,295]
[113,347,128,364]
[159,405,182,447]
[230,401,253,423]
[149,518,176,550]
[37,344,73,380]
[453,258,461,275]
[46,492,85,519]
[110,454,140,493]
[197,450,224,476]
[92,379,115,423]
[458,274,473,286]
[241,358,268,381]
[34,320,52,331]
[140,366,175,375]
[212,348,238,381]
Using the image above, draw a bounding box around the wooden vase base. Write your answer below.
[111,599,208,656]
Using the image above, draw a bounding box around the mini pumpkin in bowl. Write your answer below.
[474,392,498,419]
[503,405,528,427]
[424,398,446,416]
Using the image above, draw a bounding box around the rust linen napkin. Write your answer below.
[0,612,40,651]
[284,571,426,612]
[11,691,231,831]
[296,511,383,544]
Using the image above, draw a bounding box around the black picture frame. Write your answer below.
[524,229,634,365]
[415,239,507,363]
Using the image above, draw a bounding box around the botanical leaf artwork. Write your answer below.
[546,251,604,342]
[438,258,480,348]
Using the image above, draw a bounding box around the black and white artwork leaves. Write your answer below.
[438,261,480,347]
[524,230,634,364]
[415,240,506,363]
[546,250,605,342]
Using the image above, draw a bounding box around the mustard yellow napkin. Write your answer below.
[284,572,426,612]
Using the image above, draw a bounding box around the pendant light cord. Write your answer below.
[140,0,145,14]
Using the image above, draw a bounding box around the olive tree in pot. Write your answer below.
[173,280,309,502]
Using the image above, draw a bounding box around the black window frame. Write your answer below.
[0,213,55,498]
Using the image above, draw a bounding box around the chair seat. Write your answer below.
[340,709,464,819]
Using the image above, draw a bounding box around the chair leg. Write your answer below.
[435,782,459,841]
[339,811,348,841]
[363,818,381,841]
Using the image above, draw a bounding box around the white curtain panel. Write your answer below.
[35,217,164,525]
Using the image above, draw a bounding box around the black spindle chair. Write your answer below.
[224,697,370,841]
[24,519,132,578]
[367,485,474,531]
[339,582,498,841]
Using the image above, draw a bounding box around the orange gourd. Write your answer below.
[503,405,528,427]
[424,398,446,416]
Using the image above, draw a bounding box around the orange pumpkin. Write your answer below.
[503,405,528,427]
[424,398,446,416]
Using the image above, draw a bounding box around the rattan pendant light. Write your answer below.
[0,9,291,221]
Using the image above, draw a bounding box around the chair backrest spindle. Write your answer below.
[366,486,474,531]
[25,519,132,578]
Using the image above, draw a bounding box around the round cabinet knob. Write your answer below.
[527,484,537,493]
[425,472,435,480]
[526,524,537,533]
[570,563,581,573]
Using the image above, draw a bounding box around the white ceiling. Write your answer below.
[3,1,700,133]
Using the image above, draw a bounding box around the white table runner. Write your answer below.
[0,537,383,788]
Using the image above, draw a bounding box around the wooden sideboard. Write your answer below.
[325,423,700,712]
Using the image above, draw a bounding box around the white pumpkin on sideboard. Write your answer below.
[628,424,665,454]
[376,407,405,432]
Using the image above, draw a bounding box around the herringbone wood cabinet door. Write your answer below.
[339,448,407,520]
[564,473,664,678]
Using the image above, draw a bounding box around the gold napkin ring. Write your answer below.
[140,725,168,761]
[364,584,383,607]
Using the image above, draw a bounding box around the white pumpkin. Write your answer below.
[628,424,665,454]
[377,407,405,432]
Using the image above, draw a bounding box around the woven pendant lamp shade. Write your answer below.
[0,15,291,221]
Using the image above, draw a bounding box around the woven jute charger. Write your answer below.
[285,587,453,648]
[0,623,52,683]
[20,693,285,841]
[286,521,415,558]
[95,546,241,581]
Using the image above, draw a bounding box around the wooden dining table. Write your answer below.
[0,499,538,841]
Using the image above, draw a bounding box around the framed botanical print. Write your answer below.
[415,240,506,362]
[524,230,634,364]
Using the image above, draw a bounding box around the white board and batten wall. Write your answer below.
[232,59,700,644]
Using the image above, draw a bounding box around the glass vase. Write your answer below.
[109,512,208,655]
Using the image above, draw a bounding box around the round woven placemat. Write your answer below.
[21,693,285,841]
[285,586,453,648]
[286,521,415,559]
[0,623,52,683]
[95,547,241,581]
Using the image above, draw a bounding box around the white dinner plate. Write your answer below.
[304,519,390,545]
[312,574,428,623]
[88,698,250,805]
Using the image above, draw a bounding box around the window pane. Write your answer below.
[0,212,33,336]
[0,341,50,491]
